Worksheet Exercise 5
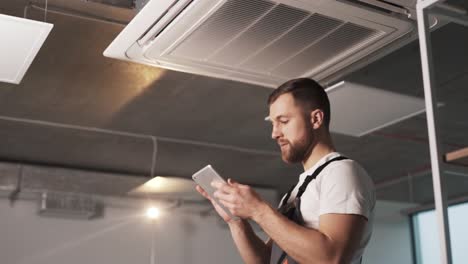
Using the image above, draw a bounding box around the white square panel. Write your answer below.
[327,81,426,137]
[0,14,53,84]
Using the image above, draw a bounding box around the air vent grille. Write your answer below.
[242,14,344,73]
[167,0,384,79]
[106,0,415,87]
[272,22,382,77]
[172,0,275,60]
[209,4,309,65]
[39,192,99,219]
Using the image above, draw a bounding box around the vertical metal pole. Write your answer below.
[416,1,452,263]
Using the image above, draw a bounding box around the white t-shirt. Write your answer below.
[280,152,375,264]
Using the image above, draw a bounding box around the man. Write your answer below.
[196,78,375,264]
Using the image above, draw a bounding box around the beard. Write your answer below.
[280,123,315,164]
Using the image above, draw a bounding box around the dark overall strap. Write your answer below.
[272,156,349,264]
[279,185,296,208]
[296,156,348,198]
[279,156,348,208]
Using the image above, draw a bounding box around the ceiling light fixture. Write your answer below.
[146,207,160,219]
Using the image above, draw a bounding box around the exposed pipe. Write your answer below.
[370,131,464,148]
[0,115,278,156]
[0,115,277,176]
[8,165,23,206]
[44,0,48,22]
[403,193,468,215]
[150,136,157,178]
[0,115,159,178]
[445,170,468,178]
[408,172,414,203]
[375,164,431,190]
[375,164,468,191]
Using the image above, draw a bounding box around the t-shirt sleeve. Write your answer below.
[318,162,374,218]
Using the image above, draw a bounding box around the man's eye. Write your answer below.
[279,120,289,124]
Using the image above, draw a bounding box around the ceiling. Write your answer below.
[0,0,467,206]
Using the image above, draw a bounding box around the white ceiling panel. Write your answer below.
[327,81,426,137]
[0,14,53,84]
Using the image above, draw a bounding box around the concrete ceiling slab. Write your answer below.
[0,2,466,204]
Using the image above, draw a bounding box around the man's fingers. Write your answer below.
[227,178,240,187]
[195,185,205,194]
[211,181,236,193]
[228,178,250,190]
[211,180,223,188]
[218,200,237,211]
[214,190,236,203]
[195,185,212,201]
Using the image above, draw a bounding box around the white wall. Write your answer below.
[363,200,415,264]
[1,198,415,264]
[1,198,246,264]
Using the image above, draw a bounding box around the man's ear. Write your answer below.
[310,109,324,129]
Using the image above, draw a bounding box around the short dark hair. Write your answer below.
[268,78,330,129]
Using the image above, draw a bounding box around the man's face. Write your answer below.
[269,93,315,164]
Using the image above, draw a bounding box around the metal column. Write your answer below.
[416,0,452,263]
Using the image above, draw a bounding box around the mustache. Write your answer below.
[277,140,289,146]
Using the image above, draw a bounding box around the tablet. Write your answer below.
[192,165,237,220]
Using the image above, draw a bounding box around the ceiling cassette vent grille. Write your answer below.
[104,0,414,87]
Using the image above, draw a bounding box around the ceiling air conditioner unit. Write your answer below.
[104,0,415,87]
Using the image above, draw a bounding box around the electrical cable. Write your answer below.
[44,0,48,22]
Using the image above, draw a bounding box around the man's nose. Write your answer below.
[271,125,281,140]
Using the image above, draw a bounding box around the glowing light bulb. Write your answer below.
[146,207,160,219]
[146,177,164,189]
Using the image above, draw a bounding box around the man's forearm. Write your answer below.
[228,219,270,264]
[253,204,338,264]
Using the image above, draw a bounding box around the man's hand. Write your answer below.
[197,181,272,264]
[212,179,269,220]
[195,185,234,222]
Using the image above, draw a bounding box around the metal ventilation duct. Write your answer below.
[39,191,100,219]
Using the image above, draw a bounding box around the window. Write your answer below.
[412,202,468,264]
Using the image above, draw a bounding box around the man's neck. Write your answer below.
[302,140,336,171]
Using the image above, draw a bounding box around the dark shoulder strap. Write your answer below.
[296,156,348,198]
[280,156,348,207]
[279,184,296,208]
